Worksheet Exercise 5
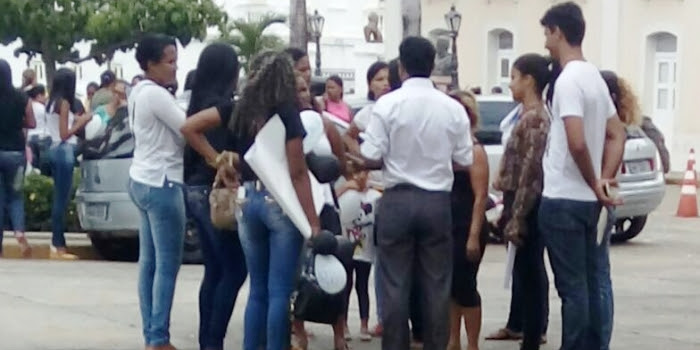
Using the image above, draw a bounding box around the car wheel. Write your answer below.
[611,216,648,243]
[182,217,203,264]
[88,231,139,262]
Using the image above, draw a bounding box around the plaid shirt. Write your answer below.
[497,108,550,240]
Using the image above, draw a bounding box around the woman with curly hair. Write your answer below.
[225,50,320,350]
[599,70,643,350]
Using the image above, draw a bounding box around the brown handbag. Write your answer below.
[209,152,238,231]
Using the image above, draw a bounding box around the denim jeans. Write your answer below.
[28,135,52,173]
[0,151,26,253]
[128,178,186,347]
[237,182,304,350]
[599,207,615,350]
[539,198,602,350]
[185,186,247,350]
[48,143,76,248]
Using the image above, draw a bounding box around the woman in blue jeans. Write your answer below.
[127,34,187,350]
[214,50,321,350]
[179,43,247,350]
[46,68,93,260]
[0,59,37,258]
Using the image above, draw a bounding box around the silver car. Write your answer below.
[478,96,665,243]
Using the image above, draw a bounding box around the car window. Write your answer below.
[476,100,518,145]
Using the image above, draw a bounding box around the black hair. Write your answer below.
[135,34,177,72]
[388,58,402,91]
[87,82,99,91]
[184,69,197,92]
[366,61,389,101]
[27,84,46,99]
[284,47,307,63]
[546,60,562,105]
[231,50,297,138]
[100,70,116,88]
[399,36,436,78]
[326,75,344,98]
[512,53,553,96]
[187,43,239,116]
[47,68,78,114]
[540,1,586,46]
[0,59,12,95]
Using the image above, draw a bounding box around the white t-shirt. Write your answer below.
[28,101,48,138]
[353,103,383,190]
[543,61,617,202]
[338,188,381,262]
[128,80,186,187]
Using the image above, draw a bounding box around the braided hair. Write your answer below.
[230,50,298,138]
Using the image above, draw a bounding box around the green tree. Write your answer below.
[0,0,225,85]
[219,13,286,72]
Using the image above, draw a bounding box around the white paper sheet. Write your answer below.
[504,242,516,289]
[244,115,327,239]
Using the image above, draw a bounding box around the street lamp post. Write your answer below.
[445,5,462,90]
[309,10,325,77]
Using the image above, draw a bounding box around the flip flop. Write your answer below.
[485,328,523,341]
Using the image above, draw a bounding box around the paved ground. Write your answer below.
[1,185,699,350]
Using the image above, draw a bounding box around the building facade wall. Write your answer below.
[421,0,698,171]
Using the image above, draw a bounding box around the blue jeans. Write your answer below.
[599,207,615,350]
[539,198,602,350]
[0,151,26,253]
[48,143,76,248]
[238,182,304,350]
[185,186,247,350]
[128,178,186,347]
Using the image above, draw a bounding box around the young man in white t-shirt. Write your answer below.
[539,3,626,350]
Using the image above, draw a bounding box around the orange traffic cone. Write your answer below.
[676,150,699,218]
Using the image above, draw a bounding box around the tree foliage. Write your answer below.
[219,13,286,72]
[0,0,225,84]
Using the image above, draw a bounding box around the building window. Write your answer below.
[488,29,514,93]
[112,63,124,79]
[30,59,45,83]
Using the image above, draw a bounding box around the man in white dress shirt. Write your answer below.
[355,36,473,350]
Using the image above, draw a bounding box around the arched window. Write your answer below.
[644,31,678,164]
[487,29,514,92]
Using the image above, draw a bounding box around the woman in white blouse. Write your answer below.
[127,34,186,350]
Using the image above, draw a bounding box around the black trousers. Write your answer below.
[376,185,452,350]
[502,192,549,350]
[346,260,372,320]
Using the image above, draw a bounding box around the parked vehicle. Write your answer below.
[75,109,203,263]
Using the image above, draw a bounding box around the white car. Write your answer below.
[475,95,665,243]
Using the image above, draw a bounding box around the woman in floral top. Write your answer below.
[494,53,553,350]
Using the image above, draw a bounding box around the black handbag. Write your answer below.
[306,152,340,184]
[293,249,347,324]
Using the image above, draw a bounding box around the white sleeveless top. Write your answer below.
[47,110,77,145]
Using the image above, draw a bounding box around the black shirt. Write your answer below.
[236,101,306,182]
[0,89,28,151]
[184,101,235,186]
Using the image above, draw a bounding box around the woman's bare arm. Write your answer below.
[181,107,223,167]
[24,100,36,129]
